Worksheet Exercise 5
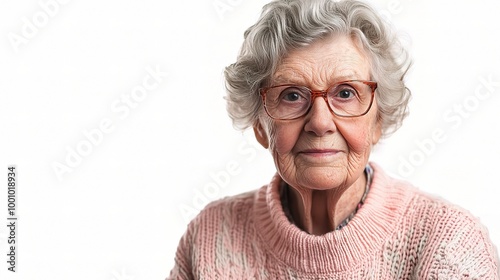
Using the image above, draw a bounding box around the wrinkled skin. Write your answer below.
[254,34,382,235]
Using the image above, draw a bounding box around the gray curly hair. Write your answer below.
[224,0,411,137]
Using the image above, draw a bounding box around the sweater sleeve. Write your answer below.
[417,206,500,279]
[166,222,195,280]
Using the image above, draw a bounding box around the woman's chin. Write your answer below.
[290,167,349,191]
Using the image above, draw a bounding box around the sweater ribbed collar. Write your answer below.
[253,162,413,274]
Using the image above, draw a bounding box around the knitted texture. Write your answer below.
[167,163,500,279]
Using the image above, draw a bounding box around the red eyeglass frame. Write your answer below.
[258,80,378,120]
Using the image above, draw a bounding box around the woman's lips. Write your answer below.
[300,149,341,157]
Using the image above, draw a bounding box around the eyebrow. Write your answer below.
[272,73,303,85]
[272,72,366,86]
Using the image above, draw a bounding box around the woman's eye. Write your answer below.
[283,92,301,101]
[280,88,306,102]
[338,90,353,98]
[335,87,357,99]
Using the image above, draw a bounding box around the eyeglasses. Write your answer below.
[259,80,377,120]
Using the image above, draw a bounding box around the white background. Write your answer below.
[0,0,499,279]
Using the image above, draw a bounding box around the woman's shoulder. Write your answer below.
[371,164,499,277]
[370,162,496,252]
[380,170,488,233]
[390,175,486,230]
[405,192,500,277]
[371,162,486,224]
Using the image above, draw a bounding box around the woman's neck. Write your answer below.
[286,172,367,235]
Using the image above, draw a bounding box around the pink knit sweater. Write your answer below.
[168,163,500,279]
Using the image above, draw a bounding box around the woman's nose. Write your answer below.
[303,96,337,136]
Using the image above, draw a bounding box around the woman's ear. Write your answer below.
[253,120,269,149]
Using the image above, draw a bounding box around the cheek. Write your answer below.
[269,124,302,155]
[338,121,374,154]
[339,103,380,153]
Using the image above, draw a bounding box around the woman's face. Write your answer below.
[254,34,382,191]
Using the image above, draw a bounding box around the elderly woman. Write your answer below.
[168,0,499,278]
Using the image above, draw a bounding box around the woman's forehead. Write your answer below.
[271,35,371,86]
